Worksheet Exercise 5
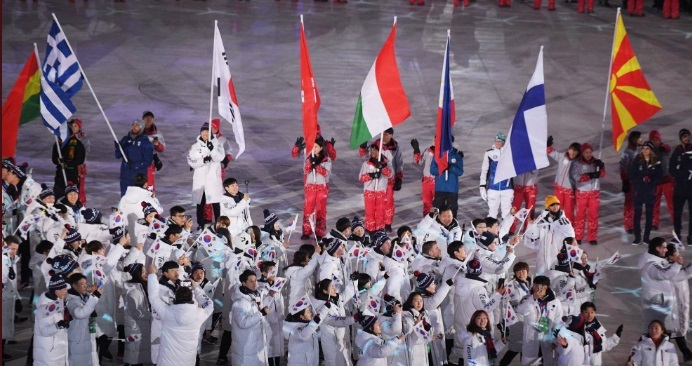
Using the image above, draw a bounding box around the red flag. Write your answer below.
[300,17,321,155]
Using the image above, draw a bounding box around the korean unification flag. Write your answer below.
[494,47,549,184]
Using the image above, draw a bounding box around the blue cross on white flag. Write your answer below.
[40,19,83,144]
[493,47,549,184]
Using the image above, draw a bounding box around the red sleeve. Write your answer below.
[325,142,337,161]
[579,174,590,183]
[291,146,300,159]
[303,159,311,174]
[360,174,371,183]
[413,152,421,164]
[382,167,393,178]
[547,146,554,154]
[226,154,233,162]
[599,167,606,178]
[315,165,328,177]
[154,143,165,153]
[359,147,367,158]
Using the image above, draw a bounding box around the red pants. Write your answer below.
[627,0,644,15]
[664,0,679,19]
[575,190,600,241]
[624,184,634,231]
[364,190,387,232]
[78,165,87,205]
[534,0,555,9]
[422,178,435,216]
[384,181,395,226]
[553,183,575,223]
[302,185,328,237]
[499,0,511,6]
[511,185,538,233]
[578,0,594,12]
[653,180,674,227]
[147,164,156,192]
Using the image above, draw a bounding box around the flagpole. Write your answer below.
[35,42,69,186]
[598,8,621,159]
[210,21,217,140]
[445,29,450,182]
[50,13,128,163]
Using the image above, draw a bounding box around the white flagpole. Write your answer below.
[210,21,217,140]
[50,13,128,163]
[36,42,69,186]
[598,8,621,160]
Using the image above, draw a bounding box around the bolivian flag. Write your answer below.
[610,13,662,151]
[2,52,41,158]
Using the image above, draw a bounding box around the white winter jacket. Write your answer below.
[524,210,575,275]
[452,276,502,361]
[188,136,225,204]
[219,193,253,237]
[629,334,679,366]
[66,291,100,366]
[637,252,681,330]
[148,273,214,366]
[33,293,69,366]
[461,329,506,366]
[355,329,403,366]
[283,319,322,366]
[231,286,272,366]
[285,254,320,306]
[118,185,163,225]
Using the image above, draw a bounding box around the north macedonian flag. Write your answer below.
[2,52,41,158]
[610,14,662,151]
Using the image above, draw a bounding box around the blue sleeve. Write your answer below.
[450,154,464,177]
[430,158,439,176]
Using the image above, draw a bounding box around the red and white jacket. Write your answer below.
[359,158,393,192]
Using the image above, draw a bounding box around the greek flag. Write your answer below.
[40,20,83,143]
[494,47,549,184]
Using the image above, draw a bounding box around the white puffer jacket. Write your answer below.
[147,274,214,366]
[629,334,679,366]
[230,286,272,366]
[355,329,403,366]
[637,252,681,331]
[33,293,69,366]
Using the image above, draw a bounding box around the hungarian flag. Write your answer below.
[434,32,456,174]
[214,22,246,159]
[350,20,410,149]
[300,16,321,155]
[610,13,661,151]
[2,51,41,158]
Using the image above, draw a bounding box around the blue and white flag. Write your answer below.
[40,19,83,143]
[494,47,549,184]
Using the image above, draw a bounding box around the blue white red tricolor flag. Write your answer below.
[494,47,549,184]
[434,31,456,175]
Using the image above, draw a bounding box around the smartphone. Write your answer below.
[497,278,505,288]
[185,214,192,221]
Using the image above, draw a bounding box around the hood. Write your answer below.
[122,186,152,204]
[638,252,664,270]
[29,253,47,267]
[172,303,201,326]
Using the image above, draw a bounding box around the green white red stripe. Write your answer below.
[350,21,410,149]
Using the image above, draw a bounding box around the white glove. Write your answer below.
[480,187,488,201]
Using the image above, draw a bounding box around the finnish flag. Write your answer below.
[494,47,549,185]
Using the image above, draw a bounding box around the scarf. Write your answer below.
[584,318,604,353]
[225,192,244,204]
[480,329,498,359]
[159,277,180,294]
[315,287,340,305]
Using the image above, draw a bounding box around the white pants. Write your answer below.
[487,189,513,219]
